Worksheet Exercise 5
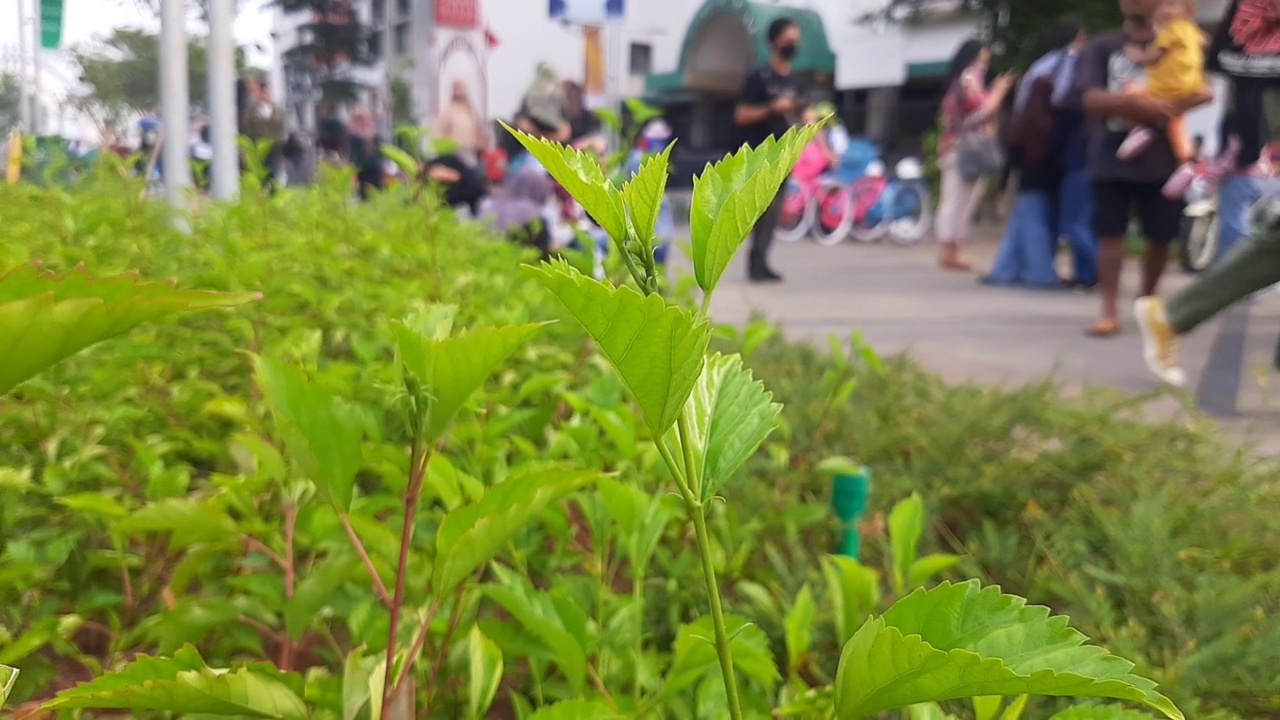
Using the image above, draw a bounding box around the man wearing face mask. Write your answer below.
[734,17,801,283]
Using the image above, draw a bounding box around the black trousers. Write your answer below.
[749,191,783,272]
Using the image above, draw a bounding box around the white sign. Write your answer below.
[549,0,624,23]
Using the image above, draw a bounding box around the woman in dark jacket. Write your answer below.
[981,75,1066,288]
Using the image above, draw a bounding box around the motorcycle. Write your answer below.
[1178,173,1218,273]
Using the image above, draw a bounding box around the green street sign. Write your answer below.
[40,0,62,49]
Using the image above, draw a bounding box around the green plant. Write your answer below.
[2,120,1258,718]
[505,122,1183,719]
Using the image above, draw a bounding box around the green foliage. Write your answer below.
[3,127,1261,719]
[0,664,15,706]
[525,258,709,437]
[836,582,1182,718]
[0,262,258,395]
[254,356,364,510]
[434,466,602,595]
[689,123,822,296]
[42,645,307,718]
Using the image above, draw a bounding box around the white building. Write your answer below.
[271,0,1232,155]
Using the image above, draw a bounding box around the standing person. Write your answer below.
[733,17,801,283]
[562,80,607,155]
[1073,0,1212,337]
[982,75,1065,288]
[934,40,1016,272]
[1044,16,1099,289]
[436,79,485,165]
[1133,0,1280,385]
[348,107,384,200]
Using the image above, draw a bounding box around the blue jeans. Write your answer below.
[1059,168,1098,285]
[988,191,1060,287]
[1217,174,1270,260]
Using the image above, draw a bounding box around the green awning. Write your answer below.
[645,0,835,95]
[906,61,950,79]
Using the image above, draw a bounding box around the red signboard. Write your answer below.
[436,0,479,27]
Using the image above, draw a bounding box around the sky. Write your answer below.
[1,0,275,97]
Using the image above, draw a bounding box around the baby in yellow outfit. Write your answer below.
[1116,0,1206,163]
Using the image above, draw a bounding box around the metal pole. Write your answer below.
[159,0,192,205]
[30,0,41,134]
[18,0,30,131]
[207,0,238,199]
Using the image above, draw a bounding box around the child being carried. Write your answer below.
[1116,0,1207,167]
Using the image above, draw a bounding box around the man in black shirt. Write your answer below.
[734,17,801,282]
[1072,0,1212,337]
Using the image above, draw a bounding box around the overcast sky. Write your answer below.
[1,0,275,85]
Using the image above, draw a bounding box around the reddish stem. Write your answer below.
[281,502,298,671]
[384,442,431,709]
[243,536,288,571]
[339,512,393,606]
[393,597,442,695]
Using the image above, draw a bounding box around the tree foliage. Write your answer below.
[278,0,376,103]
[878,0,1122,69]
[0,73,19,132]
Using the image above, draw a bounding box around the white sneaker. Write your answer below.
[1134,296,1187,387]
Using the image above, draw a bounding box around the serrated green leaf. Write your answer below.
[42,645,307,718]
[467,625,503,720]
[528,699,622,719]
[0,263,259,395]
[525,258,708,437]
[889,492,925,594]
[622,143,673,247]
[254,357,364,511]
[501,122,627,241]
[834,581,1183,719]
[0,665,16,706]
[114,498,239,549]
[1048,703,1157,719]
[392,317,547,442]
[689,123,822,295]
[669,352,780,499]
[434,465,601,595]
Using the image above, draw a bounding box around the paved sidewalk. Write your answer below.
[686,229,1280,454]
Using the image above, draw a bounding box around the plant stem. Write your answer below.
[668,413,741,719]
[281,502,298,671]
[338,512,393,606]
[384,441,432,708]
[632,568,645,711]
[689,504,743,720]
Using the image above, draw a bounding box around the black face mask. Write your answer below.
[777,43,798,60]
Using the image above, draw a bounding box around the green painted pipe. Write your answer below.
[831,466,871,558]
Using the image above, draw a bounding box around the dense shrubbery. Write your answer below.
[0,150,1276,718]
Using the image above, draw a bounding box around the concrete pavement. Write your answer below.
[686,229,1280,454]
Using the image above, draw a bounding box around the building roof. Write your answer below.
[646,0,835,95]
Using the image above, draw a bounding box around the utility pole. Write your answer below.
[207,0,238,199]
[159,0,192,207]
[30,0,41,134]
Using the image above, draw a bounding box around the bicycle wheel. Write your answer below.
[848,181,890,243]
[774,180,814,243]
[810,179,854,246]
[887,184,931,246]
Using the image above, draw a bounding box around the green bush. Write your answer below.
[745,340,1280,718]
[0,150,1272,717]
